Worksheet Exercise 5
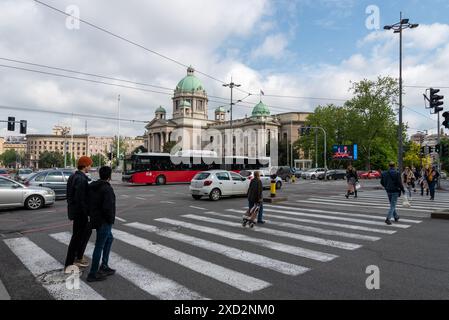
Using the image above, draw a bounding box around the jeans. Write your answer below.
[89,223,113,276]
[428,181,436,199]
[65,216,92,267]
[248,201,264,222]
[405,185,412,198]
[386,192,399,221]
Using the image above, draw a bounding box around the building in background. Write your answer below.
[123,136,145,155]
[0,137,4,155]
[88,136,114,158]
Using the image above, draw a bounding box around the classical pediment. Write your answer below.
[145,118,177,130]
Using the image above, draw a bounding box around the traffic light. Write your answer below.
[20,120,27,134]
[443,112,449,129]
[430,88,444,113]
[435,144,440,154]
[7,117,15,131]
[420,146,425,156]
[300,127,311,135]
[428,146,433,154]
[107,152,113,160]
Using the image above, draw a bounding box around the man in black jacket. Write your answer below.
[247,171,265,224]
[87,166,116,282]
[380,162,405,225]
[64,156,93,271]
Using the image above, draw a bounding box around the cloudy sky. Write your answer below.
[1,0,448,138]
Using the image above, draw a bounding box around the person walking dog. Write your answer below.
[381,162,405,225]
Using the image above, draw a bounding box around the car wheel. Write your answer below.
[209,188,221,201]
[25,195,44,210]
[285,176,290,183]
[276,181,282,190]
[311,175,316,180]
[156,175,166,185]
[334,176,337,180]
[192,195,202,200]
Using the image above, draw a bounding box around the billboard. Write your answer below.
[332,144,358,161]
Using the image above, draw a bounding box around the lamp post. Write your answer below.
[384,12,419,173]
[223,79,240,157]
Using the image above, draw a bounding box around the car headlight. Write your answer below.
[44,189,55,195]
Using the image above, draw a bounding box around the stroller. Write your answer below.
[242,203,261,228]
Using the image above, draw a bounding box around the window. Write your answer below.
[34,173,47,182]
[63,171,73,180]
[45,171,64,182]
[231,172,244,181]
[215,172,230,181]
[0,178,17,188]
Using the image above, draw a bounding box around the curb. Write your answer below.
[0,278,10,300]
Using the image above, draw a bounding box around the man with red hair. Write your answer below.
[64,156,93,272]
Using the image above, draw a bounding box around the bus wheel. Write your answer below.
[209,188,221,201]
[192,195,202,200]
[156,175,166,185]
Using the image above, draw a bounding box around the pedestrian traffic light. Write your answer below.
[428,146,433,154]
[7,117,15,131]
[420,146,425,156]
[430,88,444,113]
[435,144,440,154]
[20,120,27,134]
[107,152,113,160]
[443,112,449,129]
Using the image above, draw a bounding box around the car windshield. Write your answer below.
[19,169,33,174]
[307,169,316,172]
[193,172,210,180]
[239,170,253,177]
[0,170,7,174]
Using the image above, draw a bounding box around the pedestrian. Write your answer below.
[345,165,358,198]
[426,165,440,200]
[380,162,405,225]
[247,170,265,224]
[419,166,429,196]
[401,166,415,199]
[411,166,419,192]
[64,156,93,273]
[87,166,116,282]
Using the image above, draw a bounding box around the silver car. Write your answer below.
[0,176,55,210]
[14,168,34,182]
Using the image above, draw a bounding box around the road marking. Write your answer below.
[203,211,381,241]
[121,195,130,198]
[135,197,146,200]
[155,218,337,262]
[112,229,270,293]
[160,201,175,204]
[182,214,361,250]
[298,199,427,218]
[125,222,309,276]
[261,207,411,229]
[4,237,104,300]
[268,204,420,225]
[189,206,207,211]
[50,232,207,300]
[332,195,449,206]
[115,217,127,222]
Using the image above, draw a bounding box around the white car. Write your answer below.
[240,170,283,190]
[190,170,249,201]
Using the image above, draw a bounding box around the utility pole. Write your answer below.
[223,79,240,157]
[70,114,74,167]
[117,94,121,170]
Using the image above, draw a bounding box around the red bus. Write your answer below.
[122,151,270,185]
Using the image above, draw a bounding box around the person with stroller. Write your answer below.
[345,165,358,199]
[245,170,265,225]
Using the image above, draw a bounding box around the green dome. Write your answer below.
[176,66,204,92]
[155,106,166,113]
[179,100,191,108]
[251,101,270,117]
[215,106,226,113]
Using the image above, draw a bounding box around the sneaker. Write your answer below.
[345,194,349,199]
[257,220,266,224]
[99,265,116,276]
[86,273,107,282]
[74,257,89,268]
[430,197,434,201]
[394,216,400,222]
[385,219,392,225]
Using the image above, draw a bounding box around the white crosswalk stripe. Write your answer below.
[112,229,271,293]
[201,211,381,241]
[50,232,208,300]
[155,218,338,262]
[125,222,310,276]
[182,214,362,250]
[4,237,104,300]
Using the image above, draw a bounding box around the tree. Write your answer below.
[39,151,64,168]
[0,150,19,167]
[91,154,104,167]
[403,141,421,169]
[163,141,177,154]
[439,138,449,172]
[112,136,127,160]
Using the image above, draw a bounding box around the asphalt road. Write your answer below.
[1,178,449,300]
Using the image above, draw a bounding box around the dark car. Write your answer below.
[24,168,75,199]
[293,168,303,178]
[270,166,293,182]
[325,169,347,180]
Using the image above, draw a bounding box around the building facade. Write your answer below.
[144,67,311,163]
[88,136,114,157]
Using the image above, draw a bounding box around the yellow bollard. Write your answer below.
[270,180,276,198]
[292,175,296,183]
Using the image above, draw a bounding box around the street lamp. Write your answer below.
[223,79,241,157]
[384,12,419,173]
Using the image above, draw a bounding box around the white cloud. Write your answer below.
[251,33,289,59]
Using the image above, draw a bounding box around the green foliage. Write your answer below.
[0,149,19,167]
[295,76,400,170]
[163,141,177,154]
[39,151,64,168]
[91,154,104,167]
[403,141,421,168]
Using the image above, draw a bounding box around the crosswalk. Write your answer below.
[2,188,442,300]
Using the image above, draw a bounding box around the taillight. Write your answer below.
[248,176,253,180]
[204,180,213,186]
[24,181,30,186]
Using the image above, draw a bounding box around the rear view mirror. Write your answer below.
[12,184,21,189]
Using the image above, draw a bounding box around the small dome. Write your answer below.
[175,66,204,92]
[179,100,191,108]
[215,106,226,113]
[155,106,166,113]
[251,101,270,117]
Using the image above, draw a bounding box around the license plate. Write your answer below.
[192,190,200,195]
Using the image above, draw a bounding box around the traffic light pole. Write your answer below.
[304,126,327,169]
[438,112,441,189]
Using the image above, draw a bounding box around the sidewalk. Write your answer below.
[0,278,10,300]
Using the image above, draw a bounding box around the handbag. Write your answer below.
[402,196,411,208]
[355,182,361,190]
